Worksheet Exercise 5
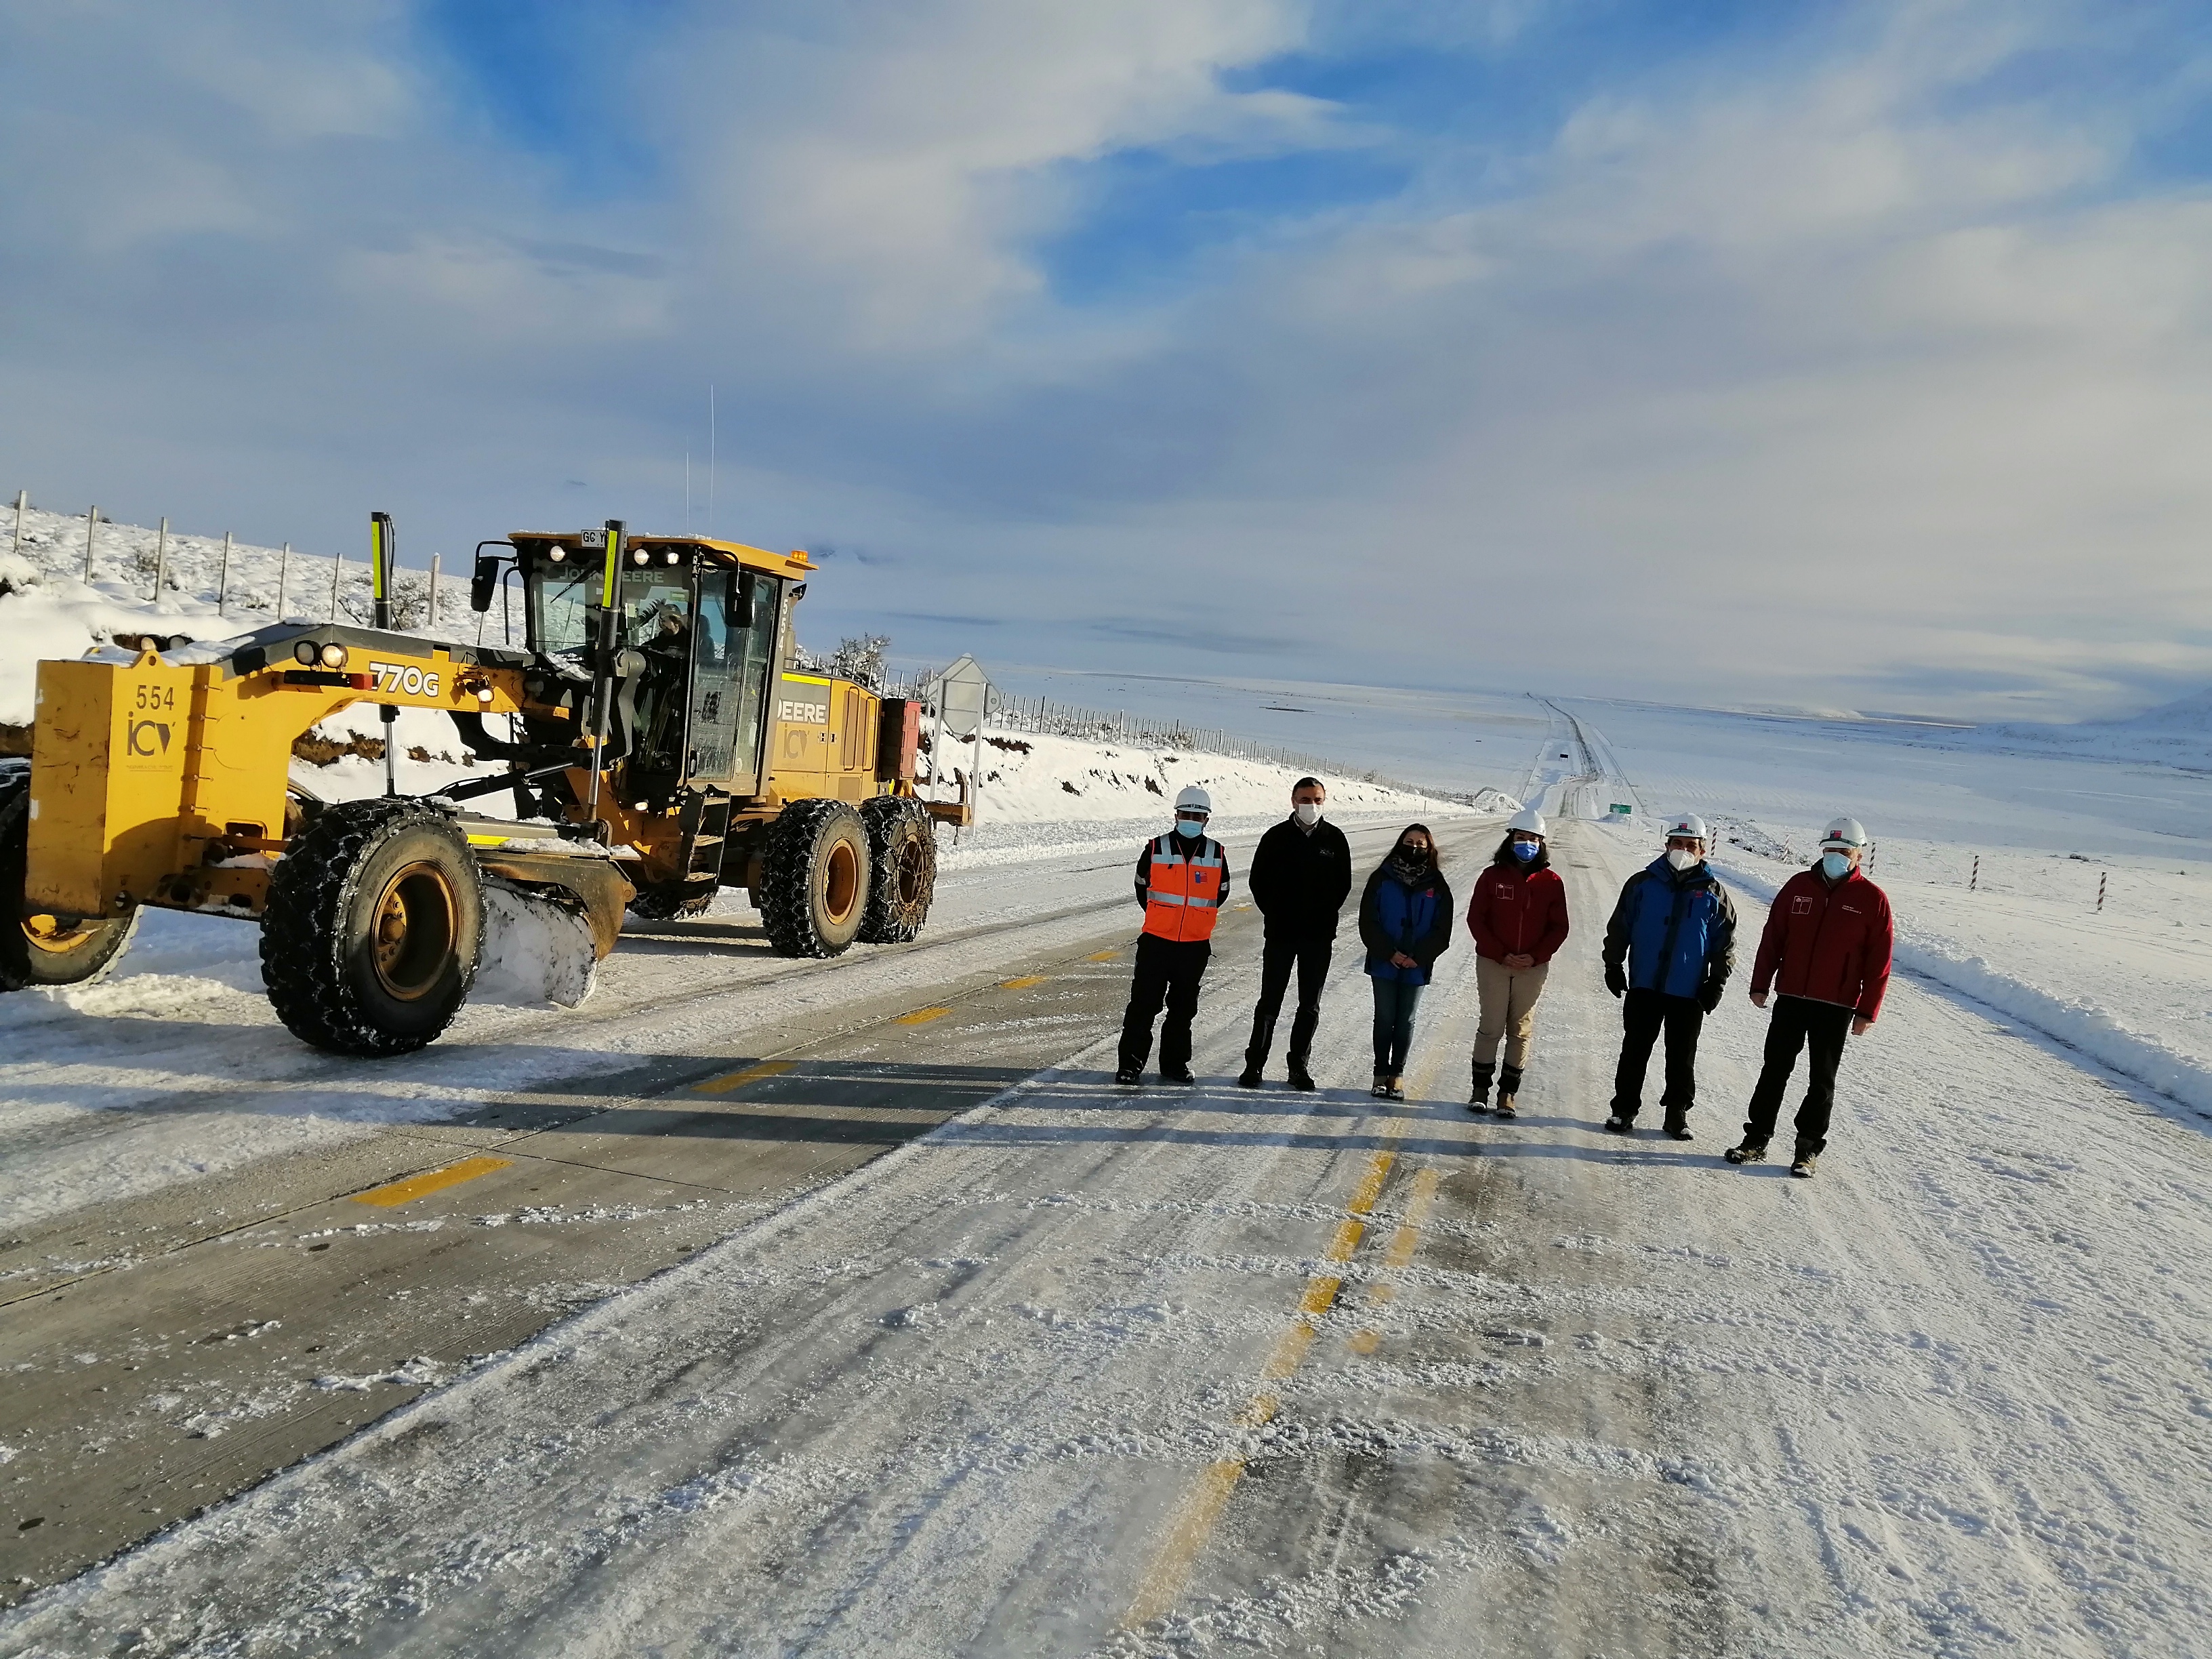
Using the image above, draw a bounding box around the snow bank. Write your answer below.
[923,727,1496,867]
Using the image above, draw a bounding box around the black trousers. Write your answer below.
[1744,996,1853,1155]
[1246,933,1332,1068]
[1120,933,1211,1075]
[1612,988,1705,1119]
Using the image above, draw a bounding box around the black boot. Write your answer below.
[1496,1065,1523,1120]
[1286,1053,1317,1092]
[1468,1059,1494,1115]
[1663,1107,1694,1141]
[1725,1139,1766,1164]
[1790,1145,1818,1178]
[1241,1012,1275,1089]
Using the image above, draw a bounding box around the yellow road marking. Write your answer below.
[1122,1139,1400,1629]
[1346,1165,1440,1355]
[895,1006,952,1025]
[1087,949,1121,961]
[693,1059,794,1096]
[1000,975,1048,989]
[351,1156,512,1208]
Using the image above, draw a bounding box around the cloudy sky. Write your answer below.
[6,0,2211,720]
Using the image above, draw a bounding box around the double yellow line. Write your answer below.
[1122,1127,1425,1628]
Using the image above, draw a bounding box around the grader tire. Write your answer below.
[261,798,483,1056]
[0,759,142,993]
[760,798,869,958]
[857,797,936,944]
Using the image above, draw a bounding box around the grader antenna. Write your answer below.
[371,510,398,796]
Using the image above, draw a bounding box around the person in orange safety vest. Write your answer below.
[1116,784,1232,1085]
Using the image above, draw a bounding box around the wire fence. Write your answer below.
[12,492,1484,804]
[885,671,1486,805]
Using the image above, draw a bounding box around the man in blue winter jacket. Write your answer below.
[1600,814,1737,1139]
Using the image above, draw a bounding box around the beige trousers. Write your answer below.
[1474,956,1550,1070]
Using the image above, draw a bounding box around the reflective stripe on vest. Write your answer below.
[1143,833,1225,942]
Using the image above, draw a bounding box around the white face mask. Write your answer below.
[1820,851,1852,880]
[1293,802,1321,826]
[1175,815,1206,838]
[1665,846,1699,872]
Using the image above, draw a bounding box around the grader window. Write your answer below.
[527,558,596,665]
[619,568,698,784]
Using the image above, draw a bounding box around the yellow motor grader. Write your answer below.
[0,516,960,1054]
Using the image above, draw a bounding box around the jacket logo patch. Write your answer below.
[1790,895,1815,916]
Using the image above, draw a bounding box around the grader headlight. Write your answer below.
[293,641,317,666]
[319,643,349,670]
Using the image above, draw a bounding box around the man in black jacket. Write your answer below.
[1239,777,1351,1090]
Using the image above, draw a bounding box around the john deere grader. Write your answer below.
[0,516,958,1054]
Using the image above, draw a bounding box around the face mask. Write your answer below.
[1821,851,1851,880]
[1294,802,1321,826]
[1175,816,1205,839]
[1665,847,1699,872]
[1511,838,1539,861]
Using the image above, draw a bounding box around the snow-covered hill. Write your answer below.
[1971,684,2212,769]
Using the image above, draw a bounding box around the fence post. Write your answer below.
[2097,872,2106,913]
[428,553,441,628]
[12,490,24,556]
[153,516,169,600]
[1969,855,1979,893]
[218,531,232,616]
[277,541,290,618]
[83,506,98,580]
[330,544,344,621]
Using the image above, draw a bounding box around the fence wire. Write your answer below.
[886,672,1480,805]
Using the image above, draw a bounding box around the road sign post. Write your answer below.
[934,655,989,844]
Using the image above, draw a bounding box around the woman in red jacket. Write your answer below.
[1465,808,1571,1118]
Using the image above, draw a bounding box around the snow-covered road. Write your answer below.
[9,795,2209,1658]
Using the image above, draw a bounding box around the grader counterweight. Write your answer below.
[2,516,963,1054]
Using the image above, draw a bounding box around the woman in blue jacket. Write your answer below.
[1358,825,1454,1100]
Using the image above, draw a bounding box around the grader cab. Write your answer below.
[0,516,960,1055]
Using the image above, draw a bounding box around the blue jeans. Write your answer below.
[1371,977,1424,1074]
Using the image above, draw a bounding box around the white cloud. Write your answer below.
[3,0,2210,720]
[661,0,1330,346]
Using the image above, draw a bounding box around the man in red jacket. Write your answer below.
[1728,817,1893,1179]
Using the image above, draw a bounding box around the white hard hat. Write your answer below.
[1664,813,1708,842]
[1820,816,1868,849]
[1507,807,1547,837]
[1174,784,1214,815]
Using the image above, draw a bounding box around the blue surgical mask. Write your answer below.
[1512,839,1539,861]
[1176,816,1205,839]
[1821,851,1851,880]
